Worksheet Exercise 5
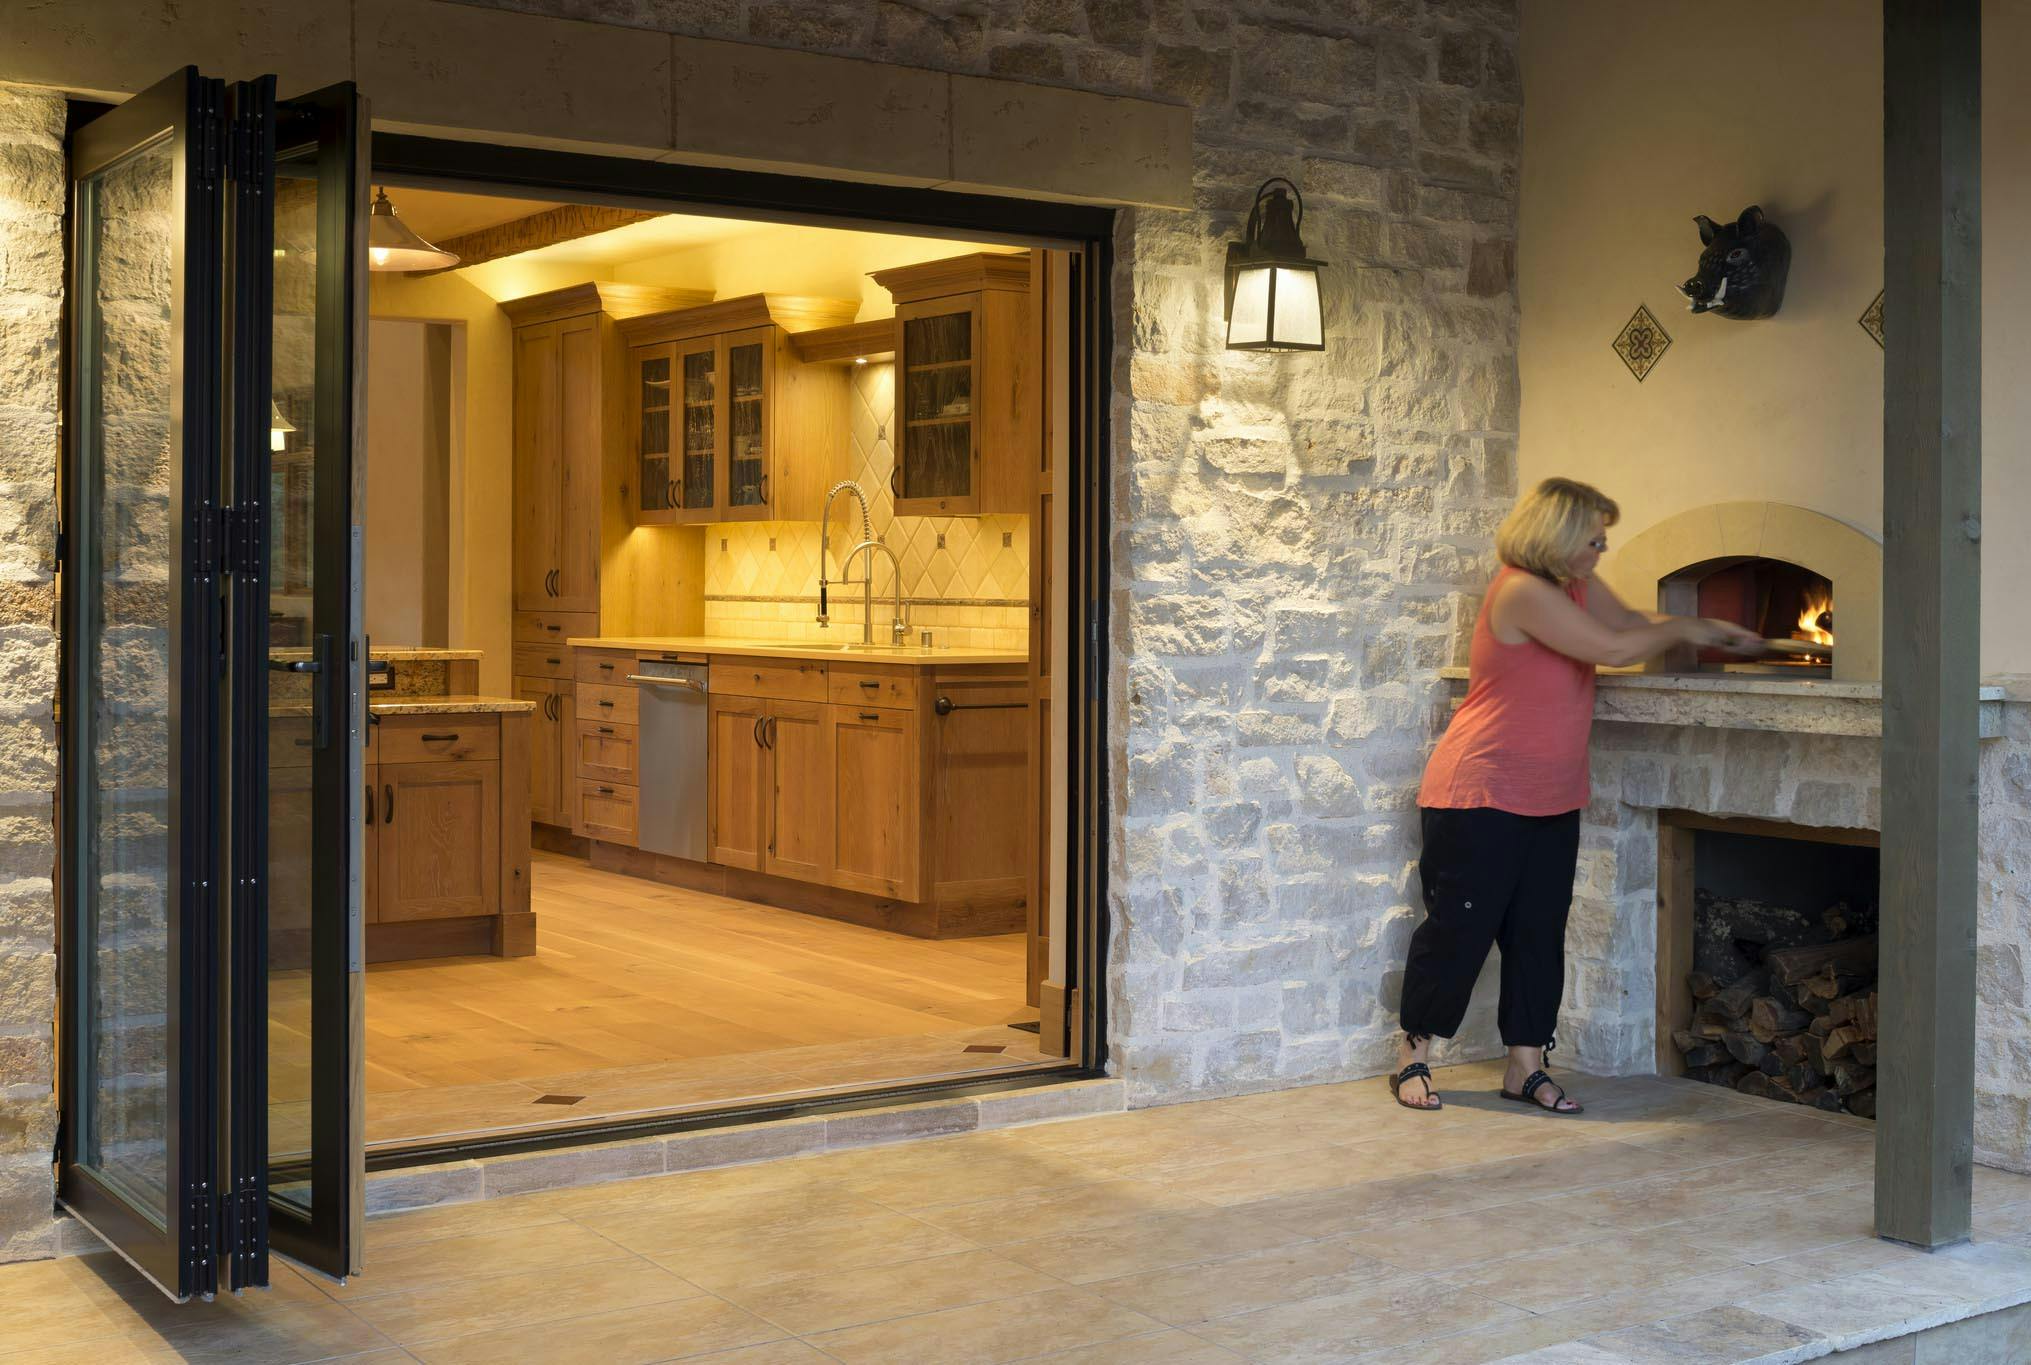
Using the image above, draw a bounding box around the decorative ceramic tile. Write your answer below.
[1612,304,1673,382]
[1860,289,1885,348]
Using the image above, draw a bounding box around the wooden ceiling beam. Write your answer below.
[420,204,662,274]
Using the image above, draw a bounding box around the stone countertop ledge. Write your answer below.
[272,646,483,661]
[570,635,1029,666]
[371,695,535,715]
[1437,667,2006,739]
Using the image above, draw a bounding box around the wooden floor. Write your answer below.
[273,851,1059,1150]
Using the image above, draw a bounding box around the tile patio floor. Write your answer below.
[11,1059,2031,1363]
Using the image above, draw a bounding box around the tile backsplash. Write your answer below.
[701,362,1031,651]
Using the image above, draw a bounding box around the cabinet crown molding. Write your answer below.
[499,282,713,326]
[619,293,860,345]
[871,250,1033,304]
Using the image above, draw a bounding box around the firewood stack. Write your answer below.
[1674,932,1878,1118]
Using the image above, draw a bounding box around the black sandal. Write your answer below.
[1388,1061,1442,1111]
[1501,1040,1582,1115]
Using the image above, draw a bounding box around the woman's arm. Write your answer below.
[1493,574,1751,668]
[1584,574,1665,630]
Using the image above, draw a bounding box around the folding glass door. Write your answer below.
[60,66,364,1300]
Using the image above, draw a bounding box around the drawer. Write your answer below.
[576,681,639,725]
[575,649,637,687]
[375,714,501,764]
[574,718,639,785]
[827,667,921,710]
[513,644,573,679]
[576,778,638,844]
[709,658,828,702]
[514,610,597,645]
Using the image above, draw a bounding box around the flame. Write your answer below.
[1796,589,1834,647]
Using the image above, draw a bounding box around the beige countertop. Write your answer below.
[273,646,483,662]
[568,635,1028,666]
[371,694,535,715]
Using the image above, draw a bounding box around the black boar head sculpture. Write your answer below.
[1678,205,1790,320]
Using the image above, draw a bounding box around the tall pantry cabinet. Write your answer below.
[501,283,709,830]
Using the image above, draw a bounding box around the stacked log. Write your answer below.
[1675,933,1877,1117]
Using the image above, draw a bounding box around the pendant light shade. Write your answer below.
[270,400,296,452]
[368,188,460,272]
[1224,177,1327,353]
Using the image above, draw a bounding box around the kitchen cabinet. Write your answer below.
[361,710,534,960]
[622,295,856,526]
[708,692,768,870]
[870,253,1037,517]
[831,704,919,900]
[761,699,834,885]
[504,283,707,829]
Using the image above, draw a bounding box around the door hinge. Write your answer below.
[217,1185,267,1280]
[219,503,259,577]
[194,503,224,578]
[226,98,268,189]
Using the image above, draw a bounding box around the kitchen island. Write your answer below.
[561,636,1030,938]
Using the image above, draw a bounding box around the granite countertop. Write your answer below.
[568,635,1029,666]
[371,694,535,715]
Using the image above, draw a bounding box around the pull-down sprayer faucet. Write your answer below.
[817,479,906,644]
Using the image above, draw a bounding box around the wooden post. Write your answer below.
[1877,0,1981,1249]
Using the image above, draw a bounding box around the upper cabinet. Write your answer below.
[622,295,857,526]
[870,252,1038,518]
[501,282,709,616]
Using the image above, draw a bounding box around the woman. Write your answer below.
[1389,478,1760,1114]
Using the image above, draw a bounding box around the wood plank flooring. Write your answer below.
[272,851,1059,1150]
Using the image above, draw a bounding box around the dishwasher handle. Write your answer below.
[628,674,705,691]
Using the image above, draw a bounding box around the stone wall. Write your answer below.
[0,84,65,1262]
[435,1,1531,1102]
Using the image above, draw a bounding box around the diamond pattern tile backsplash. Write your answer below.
[702,362,1030,651]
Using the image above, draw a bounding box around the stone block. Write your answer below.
[1235,27,1377,104]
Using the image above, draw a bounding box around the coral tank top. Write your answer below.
[1418,565,1597,816]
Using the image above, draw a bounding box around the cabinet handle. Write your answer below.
[365,781,375,826]
[859,711,880,721]
[545,623,561,633]
[597,725,615,735]
[596,786,615,796]
[547,694,559,721]
[383,784,394,824]
[765,716,777,749]
[759,473,769,501]
[599,661,615,671]
[890,467,901,498]
[667,479,676,507]
[420,732,459,743]
[546,657,561,666]
[858,680,879,690]
[597,699,614,709]
[752,717,764,747]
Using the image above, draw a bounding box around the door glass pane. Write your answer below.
[74,134,177,1220]
[639,353,670,513]
[681,346,715,510]
[267,169,319,1214]
[728,341,763,508]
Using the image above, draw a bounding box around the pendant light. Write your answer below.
[368,187,460,272]
[1223,177,1327,352]
[269,400,295,452]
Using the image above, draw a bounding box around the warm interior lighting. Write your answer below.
[855,356,868,365]
[368,187,460,272]
[1224,177,1327,353]
[1796,588,1834,648]
[270,400,295,453]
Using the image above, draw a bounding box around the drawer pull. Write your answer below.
[546,657,561,666]
[596,785,615,796]
[859,711,880,721]
[420,732,459,742]
[597,699,615,708]
[858,680,879,690]
[597,725,615,735]
[546,623,560,633]
[599,661,615,671]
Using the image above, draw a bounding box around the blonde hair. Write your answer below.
[1495,477,1621,580]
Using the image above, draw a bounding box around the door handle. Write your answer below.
[752,717,764,747]
[890,467,901,498]
[765,716,777,749]
[365,781,375,826]
[382,784,393,824]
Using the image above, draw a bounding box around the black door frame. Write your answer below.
[357,133,1118,1164]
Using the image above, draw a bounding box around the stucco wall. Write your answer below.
[1517,0,2031,673]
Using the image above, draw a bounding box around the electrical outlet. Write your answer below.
[1002,531,1013,547]
[768,537,776,551]
[720,538,728,551]
[936,532,946,549]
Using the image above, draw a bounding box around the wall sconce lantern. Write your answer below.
[269,400,295,452]
[368,187,460,272]
[1224,177,1326,352]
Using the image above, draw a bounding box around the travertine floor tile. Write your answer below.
[809,1287,1164,1365]
[322,1222,625,1301]
[1440,1226,1751,1313]
[644,1212,976,1292]
[715,1249,1056,1336]
[1020,1327,1247,1362]
[1193,1273,1523,1363]
[409,1295,781,1365]
[906,1176,1213,1244]
[344,1254,703,1345]
[1337,1200,1624,1274]
[997,1206,1309,1284]
[1581,1304,1817,1362]
[1083,1234,1410,1327]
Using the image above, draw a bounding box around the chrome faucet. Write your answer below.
[817,479,871,629]
[843,538,910,646]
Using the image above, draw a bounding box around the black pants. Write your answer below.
[1400,806,1581,1047]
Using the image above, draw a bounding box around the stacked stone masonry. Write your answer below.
[0,85,64,1262]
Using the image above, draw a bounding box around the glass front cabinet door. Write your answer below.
[873,252,1037,519]
[632,336,725,525]
[724,326,773,521]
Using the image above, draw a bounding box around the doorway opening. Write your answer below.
[333,175,1103,1155]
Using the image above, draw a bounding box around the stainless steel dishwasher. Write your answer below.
[631,658,709,861]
